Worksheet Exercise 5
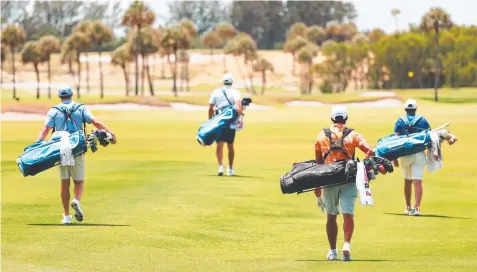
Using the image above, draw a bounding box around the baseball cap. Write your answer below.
[404,99,417,110]
[223,73,234,84]
[58,84,73,98]
[331,105,348,120]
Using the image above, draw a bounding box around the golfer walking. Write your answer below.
[37,85,117,224]
[208,73,243,176]
[393,99,431,216]
[314,106,375,261]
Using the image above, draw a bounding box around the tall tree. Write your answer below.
[178,19,198,92]
[60,42,75,78]
[287,22,307,40]
[91,21,114,98]
[286,1,357,27]
[216,23,236,72]
[306,25,327,45]
[167,0,227,35]
[391,9,401,32]
[201,30,222,60]
[122,0,156,96]
[75,20,93,93]
[1,24,26,99]
[111,44,133,96]
[420,7,453,102]
[64,32,89,98]
[283,36,308,76]
[253,58,274,95]
[1,44,6,84]
[39,35,61,99]
[21,41,44,99]
[160,26,189,97]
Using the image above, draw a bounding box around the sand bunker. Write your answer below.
[286,98,402,108]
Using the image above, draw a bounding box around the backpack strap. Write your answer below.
[51,103,86,133]
[401,115,423,135]
[221,87,233,106]
[322,127,354,161]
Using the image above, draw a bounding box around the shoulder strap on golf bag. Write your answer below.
[51,103,86,134]
[323,127,354,161]
[221,87,233,106]
[400,115,423,135]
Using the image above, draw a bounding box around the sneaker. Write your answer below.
[70,199,84,222]
[341,242,352,261]
[409,207,421,216]
[217,165,224,176]
[404,206,411,215]
[61,214,72,225]
[227,168,235,176]
[326,249,339,260]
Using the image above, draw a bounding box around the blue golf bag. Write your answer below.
[374,131,432,160]
[16,131,87,177]
[196,105,238,146]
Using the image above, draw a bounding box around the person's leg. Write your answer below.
[227,142,234,169]
[413,180,423,209]
[61,179,71,216]
[216,141,224,166]
[404,179,412,208]
[73,180,84,201]
[70,155,85,222]
[326,214,338,250]
[411,152,426,214]
[322,186,340,251]
[400,156,413,212]
[339,183,357,261]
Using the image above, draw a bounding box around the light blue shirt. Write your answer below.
[44,100,95,133]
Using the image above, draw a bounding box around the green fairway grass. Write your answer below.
[2,102,477,271]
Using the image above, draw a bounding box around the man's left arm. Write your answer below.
[314,139,323,197]
[84,107,117,144]
[37,109,55,141]
[354,132,375,159]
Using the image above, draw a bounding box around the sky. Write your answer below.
[121,0,476,34]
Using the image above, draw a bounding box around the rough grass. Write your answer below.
[2,102,477,271]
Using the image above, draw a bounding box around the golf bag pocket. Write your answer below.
[17,131,87,177]
[375,131,431,160]
[196,106,238,146]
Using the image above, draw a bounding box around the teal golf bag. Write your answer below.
[374,131,432,160]
[196,105,238,146]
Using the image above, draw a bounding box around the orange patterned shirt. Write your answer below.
[315,124,374,164]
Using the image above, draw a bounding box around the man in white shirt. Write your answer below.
[208,73,243,176]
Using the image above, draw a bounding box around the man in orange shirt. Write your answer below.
[314,105,375,261]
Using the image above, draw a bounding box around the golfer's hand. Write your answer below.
[434,154,439,160]
[393,160,399,168]
[111,134,117,144]
[314,188,322,197]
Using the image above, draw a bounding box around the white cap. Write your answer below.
[331,105,348,120]
[223,73,234,84]
[404,99,417,110]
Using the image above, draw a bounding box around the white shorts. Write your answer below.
[400,151,426,180]
[59,154,85,181]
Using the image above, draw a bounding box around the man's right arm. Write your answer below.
[208,91,216,119]
[354,132,375,159]
[208,104,215,119]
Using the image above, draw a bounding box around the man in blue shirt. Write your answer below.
[393,99,431,216]
[37,85,117,224]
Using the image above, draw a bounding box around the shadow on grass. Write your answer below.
[296,259,393,262]
[28,223,131,227]
[383,213,470,219]
[204,174,264,179]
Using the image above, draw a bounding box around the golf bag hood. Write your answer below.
[374,131,431,160]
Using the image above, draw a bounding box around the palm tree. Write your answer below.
[326,21,341,41]
[306,25,327,45]
[283,36,308,76]
[111,44,133,96]
[122,0,156,96]
[201,30,222,61]
[368,28,386,43]
[391,9,401,31]
[298,47,313,94]
[21,41,44,99]
[339,23,358,41]
[65,32,89,98]
[128,27,159,96]
[38,35,60,99]
[178,50,190,92]
[420,7,453,102]
[216,23,236,73]
[75,20,93,93]
[1,24,26,99]
[1,44,6,84]
[91,20,114,98]
[287,22,307,40]
[160,26,186,97]
[179,19,198,92]
[224,38,249,92]
[60,42,76,79]
[253,58,274,95]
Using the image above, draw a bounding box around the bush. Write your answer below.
[319,80,333,93]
